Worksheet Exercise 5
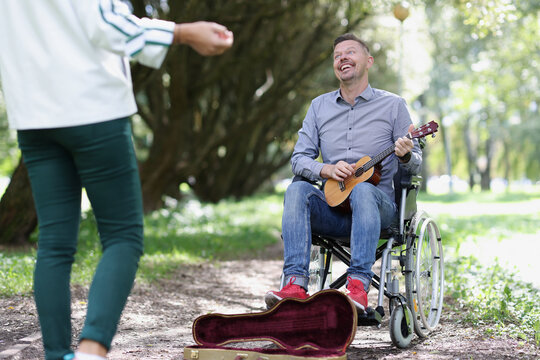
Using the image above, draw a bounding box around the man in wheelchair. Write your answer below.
[265,33,422,314]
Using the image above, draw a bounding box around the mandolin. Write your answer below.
[324,121,439,208]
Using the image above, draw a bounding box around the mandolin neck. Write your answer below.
[354,133,411,177]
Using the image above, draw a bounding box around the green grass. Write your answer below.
[434,214,538,248]
[419,189,540,203]
[446,256,540,346]
[419,190,540,346]
[0,192,283,296]
[1,189,539,346]
[138,193,283,282]
[0,250,36,296]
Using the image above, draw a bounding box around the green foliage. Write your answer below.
[71,214,101,284]
[441,214,538,250]
[0,250,35,296]
[421,190,540,201]
[446,257,540,345]
[1,189,539,346]
[139,193,283,281]
[457,0,519,39]
[131,0,382,206]
[423,0,540,186]
[421,190,540,344]
[0,192,283,296]
[419,192,540,249]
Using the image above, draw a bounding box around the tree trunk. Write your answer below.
[434,107,454,193]
[0,0,375,239]
[479,135,493,191]
[502,139,510,192]
[133,0,370,212]
[463,117,477,190]
[439,117,453,194]
[0,158,37,246]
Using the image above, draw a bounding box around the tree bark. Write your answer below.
[134,0,370,211]
[0,158,37,246]
[0,1,375,241]
[502,139,510,191]
[480,135,492,191]
[463,117,477,190]
[435,107,454,193]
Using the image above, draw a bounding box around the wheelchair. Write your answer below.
[290,165,444,348]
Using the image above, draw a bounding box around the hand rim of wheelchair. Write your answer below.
[405,210,444,338]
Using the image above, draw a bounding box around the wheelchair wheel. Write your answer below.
[389,304,414,348]
[405,211,444,338]
[308,245,332,294]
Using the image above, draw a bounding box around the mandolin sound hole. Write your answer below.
[338,181,345,191]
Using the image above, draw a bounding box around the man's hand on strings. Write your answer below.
[395,124,415,159]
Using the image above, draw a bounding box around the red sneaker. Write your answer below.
[346,277,368,313]
[264,277,309,309]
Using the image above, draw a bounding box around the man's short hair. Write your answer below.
[333,33,370,55]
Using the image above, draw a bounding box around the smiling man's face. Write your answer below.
[333,40,373,84]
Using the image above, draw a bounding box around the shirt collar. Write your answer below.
[334,84,374,104]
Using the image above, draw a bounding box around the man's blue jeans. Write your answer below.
[281,180,397,292]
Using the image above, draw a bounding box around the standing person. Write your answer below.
[265,33,421,313]
[0,1,233,360]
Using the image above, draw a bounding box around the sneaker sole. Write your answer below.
[350,298,366,313]
[264,293,282,309]
[264,293,312,309]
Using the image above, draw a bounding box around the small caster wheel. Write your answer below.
[389,304,414,348]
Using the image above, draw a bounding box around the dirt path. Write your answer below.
[1,243,538,360]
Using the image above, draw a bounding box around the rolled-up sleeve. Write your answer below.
[73,0,175,69]
[291,103,325,181]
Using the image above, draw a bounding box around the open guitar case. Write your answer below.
[184,289,357,359]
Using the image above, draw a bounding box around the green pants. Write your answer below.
[18,118,144,360]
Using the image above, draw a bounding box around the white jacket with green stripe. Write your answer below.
[0,0,175,130]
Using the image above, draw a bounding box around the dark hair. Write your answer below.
[333,33,370,55]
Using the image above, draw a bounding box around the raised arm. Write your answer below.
[72,0,233,69]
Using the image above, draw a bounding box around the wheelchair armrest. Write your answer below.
[410,175,422,188]
[292,175,323,190]
[398,166,422,190]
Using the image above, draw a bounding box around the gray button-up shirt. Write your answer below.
[291,85,422,203]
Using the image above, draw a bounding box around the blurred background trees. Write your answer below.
[130,0,373,209]
[423,0,540,190]
[1,0,539,245]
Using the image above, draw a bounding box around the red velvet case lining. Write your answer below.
[191,289,357,355]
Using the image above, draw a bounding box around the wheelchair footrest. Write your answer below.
[357,307,382,326]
